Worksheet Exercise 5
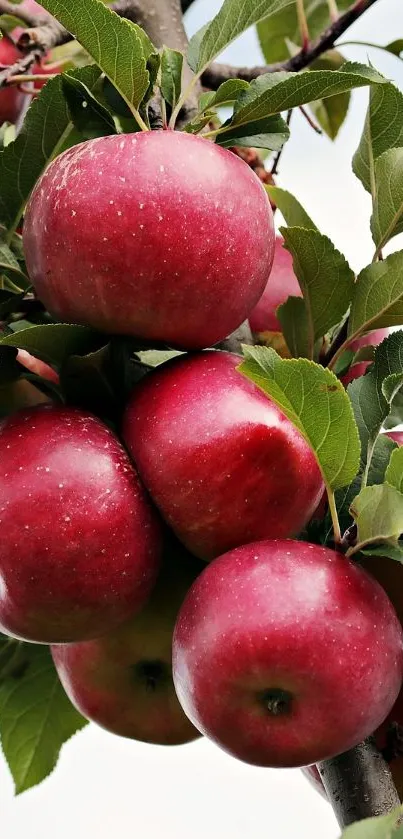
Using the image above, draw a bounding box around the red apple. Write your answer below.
[385,431,403,446]
[23,131,275,350]
[0,404,162,643]
[16,348,59,383]
[341,361,371,387]
[248,236,302,336]
[349,329,389,353]
[51,540,203,745]
[0,36,28,125]
[122,351,324,560]
[173,540,403,767]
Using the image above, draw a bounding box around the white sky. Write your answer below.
[2,1,403,837]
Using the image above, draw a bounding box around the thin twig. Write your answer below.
[201,0,381,88]
[299,105,322,134]
[271,109,293,175]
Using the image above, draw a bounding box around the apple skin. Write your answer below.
[23,131,275,350]
[51,540,203,745]
[341,361,371,387]
[248,236,301,336]
[385,431,403,446]
[349,329,389,353]
[172,540,403,768]
[16,349,59,384]
[0,404,162,643]
[0,36,28,125]
[122,351,324,561]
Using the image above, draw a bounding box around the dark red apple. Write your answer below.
[51,540,203,745]
[0,36,28,125]
[122,351,324,560]
[0,404,162,643]
[248,236,302,336]
[23,131,275,350]
[172,540,403,767]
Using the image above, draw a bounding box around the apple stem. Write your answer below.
[318,737,401,829]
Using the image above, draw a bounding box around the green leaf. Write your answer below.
[370,148,403,255]
[385,40,403,58]
[346,332,403,485]
[205,79,250,108]
[0,243,27,282]
[265,185,317,228]
[215,114,290,150]
[229,64,386,127]
[277,297,309,358]
[160,48,183,109]
[0,65,102,233]
[61,74,117,140]
[350,483,403,553]
[280,227,354,357]
[336,432,396,537]
[349,251,403,337]
[188,0,295,75]
[339,808,403,838]
[308,51,351,140]
[0,645,87,794]
[256,0,353,64]
[0,324,105,368]
[239,345,360,492]
[386,446,403,494]
[38,0,149,115]
[353,82,403,195]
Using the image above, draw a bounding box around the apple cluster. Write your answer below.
[1,129,403,782]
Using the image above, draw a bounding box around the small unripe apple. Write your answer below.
[51,540,203,745]
[123,351,324,560]
[0,404,162,643]
[0,36,28,125]
[385,430,403,446]
[172,540,403,767]
[248,236,301,337]
[23,131,275,350]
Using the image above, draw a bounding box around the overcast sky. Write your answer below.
[1,2,403,838]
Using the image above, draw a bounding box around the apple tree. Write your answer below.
[0,0,403,836]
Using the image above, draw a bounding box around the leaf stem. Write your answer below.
[169,73,199,129]
[296,0,310,52]
[327,0,339,22]
[328,490,342,544]
[338,39,403,61]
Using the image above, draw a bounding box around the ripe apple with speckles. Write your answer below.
[51,538,203,745]
[172,540,403,767]
[0,404,162,643]
[122,350,324,560]
[22,131,275,350]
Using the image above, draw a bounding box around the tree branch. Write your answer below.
[318,738,401,829]
[0,0,49,25]
[201,0,381,89]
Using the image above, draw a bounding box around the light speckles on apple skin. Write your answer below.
[0,405,162,644]
[172,539,403,768]
[23,131,275,350]
[122,351,324,560]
